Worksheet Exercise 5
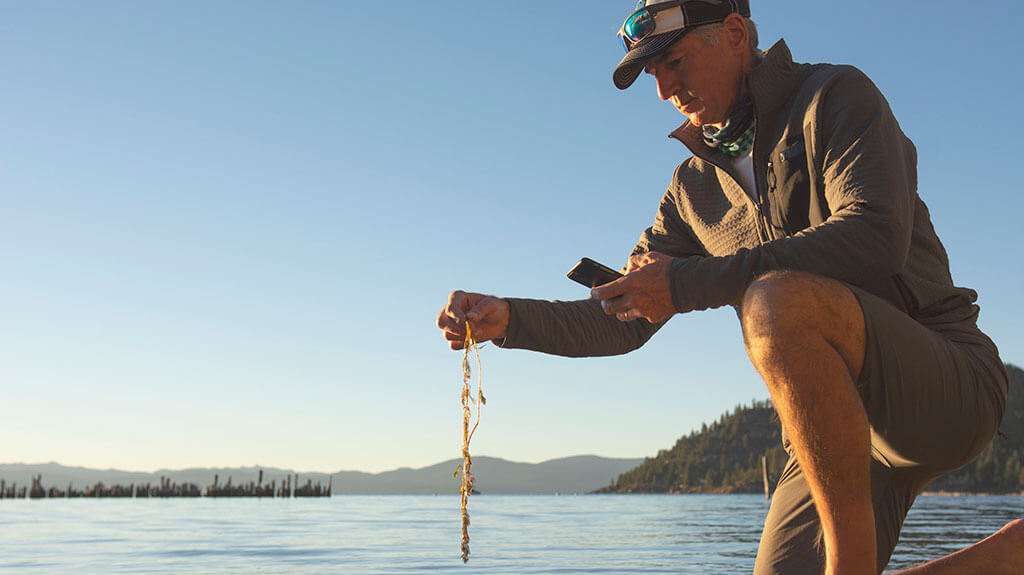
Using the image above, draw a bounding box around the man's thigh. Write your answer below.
[848,285,1006,473]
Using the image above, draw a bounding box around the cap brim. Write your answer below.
[613,28,688,90]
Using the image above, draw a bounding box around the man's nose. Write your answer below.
[655,74,674,101]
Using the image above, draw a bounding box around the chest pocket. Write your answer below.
[766,138,813,236]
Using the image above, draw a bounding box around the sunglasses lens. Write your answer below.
[619,33,631,53]
[623,10,655,45]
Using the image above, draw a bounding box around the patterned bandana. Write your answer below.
[701,93,755,158]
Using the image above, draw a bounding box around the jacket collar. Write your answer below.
[668,39,800,156]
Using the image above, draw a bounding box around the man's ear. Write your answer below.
[722,13,748,55]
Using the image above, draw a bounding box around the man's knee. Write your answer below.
[740,270,866,376]
[740,270,822,344]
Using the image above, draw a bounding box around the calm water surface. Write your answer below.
[1,494,1021,574]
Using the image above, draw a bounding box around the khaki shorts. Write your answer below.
[752,284,1008,575]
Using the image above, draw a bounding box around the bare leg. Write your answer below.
[890,519,1024,575]
[742,271,875,575]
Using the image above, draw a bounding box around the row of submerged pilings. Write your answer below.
[1,471,332,500]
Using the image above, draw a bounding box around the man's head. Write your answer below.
[614,0,759,127]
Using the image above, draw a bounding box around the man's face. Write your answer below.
[644,25,747,127]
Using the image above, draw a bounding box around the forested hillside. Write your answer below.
[598,364,1023,494]
[596,399,786,493]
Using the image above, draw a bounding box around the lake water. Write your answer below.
[1,494,1021,574]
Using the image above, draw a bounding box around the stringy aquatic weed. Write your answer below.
[457,321,484,563]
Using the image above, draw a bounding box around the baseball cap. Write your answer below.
[613,0,751,90]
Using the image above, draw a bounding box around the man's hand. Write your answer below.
[591,251,676,323]
[436,291,510,350]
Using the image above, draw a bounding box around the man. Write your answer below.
[437,1,1015,573]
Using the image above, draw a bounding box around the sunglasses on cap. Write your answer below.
[617,0,730,53]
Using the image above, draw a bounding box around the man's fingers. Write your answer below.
[445,291,469,323]
[466,296,499,321]
[437,308,465,332]
[591,275,630,301]
[629,252,658,269]
[616,309,641,322]
[438,291,473,348]
[599,292,636,316]
[439,317,465,341]
[438,291,508,348]
[626,253,645,274]
[437,309,454,329]
[440,329,466,351]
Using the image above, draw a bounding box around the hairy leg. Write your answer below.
[889,519,1024,575]
[742,271,875,575]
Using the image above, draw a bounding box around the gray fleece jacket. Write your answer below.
[497,40,994,358]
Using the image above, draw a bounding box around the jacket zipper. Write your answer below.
[763,159,777,241]
[748,159,771,244]
[686,127,772,243]
[749,94,777,244]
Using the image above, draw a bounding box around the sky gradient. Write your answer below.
[2,0,1022,474]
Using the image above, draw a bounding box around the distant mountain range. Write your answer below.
[0,455,642,495]
[15,366,1017,499]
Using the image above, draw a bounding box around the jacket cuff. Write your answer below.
[490,298,518,349]
[669,257,693,313]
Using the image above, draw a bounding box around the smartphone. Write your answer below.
[566,257,623,288]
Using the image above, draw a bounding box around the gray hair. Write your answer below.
[692,18,760,56]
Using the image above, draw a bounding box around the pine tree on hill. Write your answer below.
[597,364,1022,495]
[596,398,786,494]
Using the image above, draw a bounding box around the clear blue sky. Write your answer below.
[2,1,1021,474]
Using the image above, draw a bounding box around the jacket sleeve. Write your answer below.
[631,189,710,259]
[495,297,662,357]
[668,68,917,313]
[495,184,708,357]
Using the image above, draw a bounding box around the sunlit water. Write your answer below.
[0,494,1021,573]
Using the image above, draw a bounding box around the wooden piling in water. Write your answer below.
[30,475,45,499]
[762,455,770,500]
[2,472,330,500]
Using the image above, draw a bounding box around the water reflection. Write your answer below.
[0,494,1019,574]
